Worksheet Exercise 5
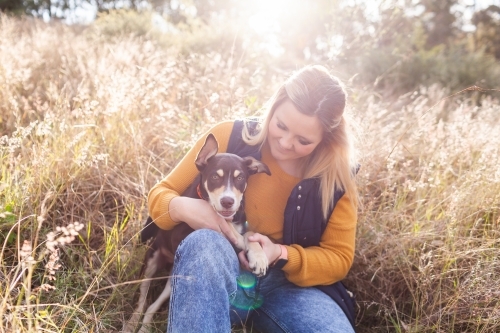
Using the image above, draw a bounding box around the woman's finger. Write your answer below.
[247,233,267,245]
[247,233,281,263]
[238,250,251,271]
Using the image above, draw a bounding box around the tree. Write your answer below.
[419,0,457,47]
[0,0,24,13]
[471,5,500,59]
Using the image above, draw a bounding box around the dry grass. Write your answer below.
[1,14,499,332]
[351,87,500,332]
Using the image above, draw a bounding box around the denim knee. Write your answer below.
[168,229,240,333]
[174,229,239,278]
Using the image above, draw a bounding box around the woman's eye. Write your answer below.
[277,122,286,130]
[299,140,312,145]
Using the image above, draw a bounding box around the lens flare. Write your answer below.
[237,271,257,289]
[230,272,264,310]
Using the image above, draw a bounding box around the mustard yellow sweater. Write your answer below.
[148,121,357,287]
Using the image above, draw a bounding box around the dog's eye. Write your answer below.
[212,175,219,180]
[236,176,244,181]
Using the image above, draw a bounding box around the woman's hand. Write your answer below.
[169,196,239,245]
[238,233,282,271]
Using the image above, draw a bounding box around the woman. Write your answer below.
[148,65,358,332]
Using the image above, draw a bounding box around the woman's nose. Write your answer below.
[279,136,293,150]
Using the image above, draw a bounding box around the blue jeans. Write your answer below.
[167,229,354,333]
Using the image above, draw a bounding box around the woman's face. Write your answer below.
[267,99,324,163]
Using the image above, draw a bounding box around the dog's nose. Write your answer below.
[220,197,234,209]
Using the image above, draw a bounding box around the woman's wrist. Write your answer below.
[169,196,185,223]
[272,244,282,263]
[270,244,288,266]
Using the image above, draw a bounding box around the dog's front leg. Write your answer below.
[243,231,269,277]
[226,220,246,250]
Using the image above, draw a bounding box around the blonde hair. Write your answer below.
[243,65,358,219]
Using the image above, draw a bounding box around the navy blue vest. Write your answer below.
[227,119,356,329]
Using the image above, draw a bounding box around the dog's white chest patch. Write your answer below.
[232,221,245,234]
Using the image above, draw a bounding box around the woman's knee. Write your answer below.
[251,284,354,333]
[175,229,239,272]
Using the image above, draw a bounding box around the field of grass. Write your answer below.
[1,13,500,332]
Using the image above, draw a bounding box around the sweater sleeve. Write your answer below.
[147,121,234,230]
[282,193,358,286]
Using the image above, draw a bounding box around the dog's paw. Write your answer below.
[137,325,151,333]
[247,249,268,277]
[121,322,138,333]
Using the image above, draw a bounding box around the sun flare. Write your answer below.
[244,0,304,56]
[247,0,290,35]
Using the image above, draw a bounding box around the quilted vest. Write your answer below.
[227,119,356,330]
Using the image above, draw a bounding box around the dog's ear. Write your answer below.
[195,133,219,170]
[243,156,271,175]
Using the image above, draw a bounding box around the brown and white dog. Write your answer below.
[123,133,271,333]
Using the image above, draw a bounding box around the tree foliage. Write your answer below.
[419,0,457,47]
[1,0,499,94]
[472,5,500,59]
[0,0,22,12]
